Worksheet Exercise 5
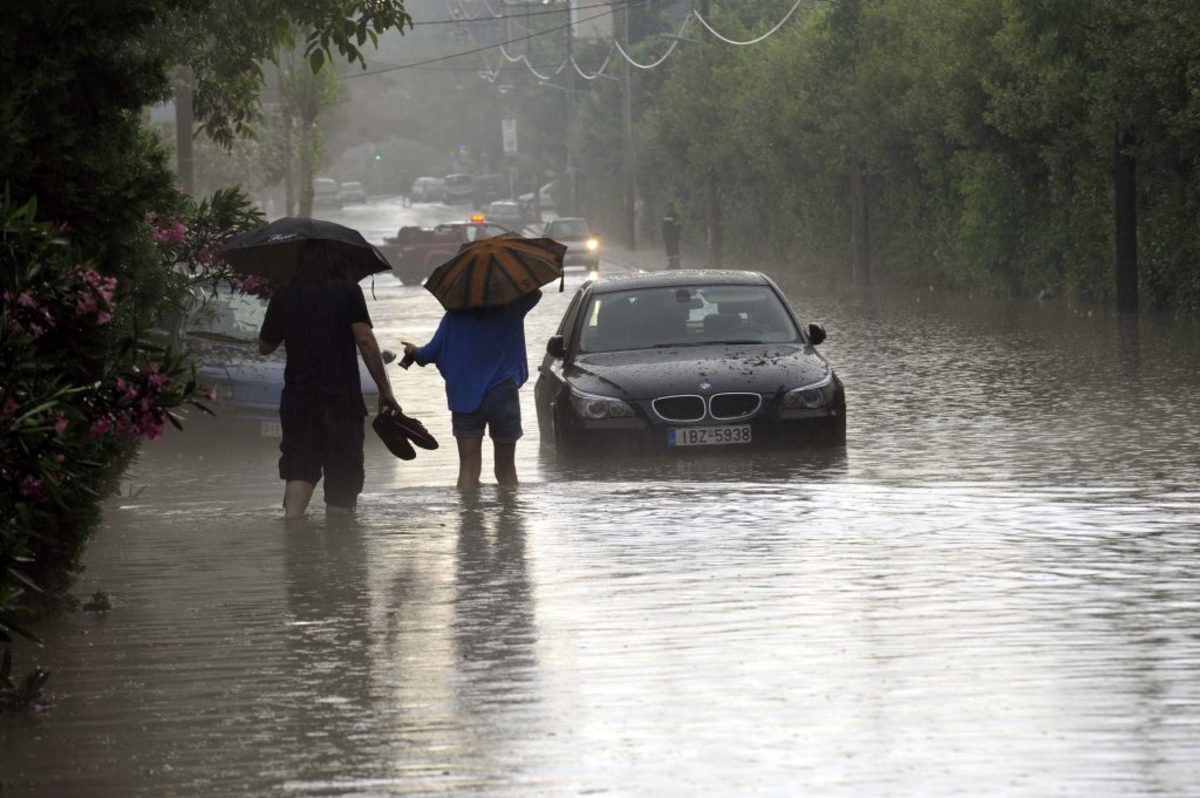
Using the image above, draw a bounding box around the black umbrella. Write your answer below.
[218,217,391,284]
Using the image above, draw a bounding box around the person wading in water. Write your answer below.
[258,242,400,518]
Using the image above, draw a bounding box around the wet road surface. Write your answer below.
[2,199,1200,795]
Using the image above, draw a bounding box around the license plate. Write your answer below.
[260,421,282,438]
[668,425,752,447]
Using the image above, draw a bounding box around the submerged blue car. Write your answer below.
[179,288,383,440]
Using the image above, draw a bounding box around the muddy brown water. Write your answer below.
[3,201,1200,795]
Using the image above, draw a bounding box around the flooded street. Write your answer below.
[4,200,1200,796]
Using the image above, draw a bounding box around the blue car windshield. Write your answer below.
[185,289,267,342]
[577,285,800,353]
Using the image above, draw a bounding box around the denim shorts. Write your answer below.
[452,380,523,442]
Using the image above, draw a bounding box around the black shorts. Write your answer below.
[278,398,365,509]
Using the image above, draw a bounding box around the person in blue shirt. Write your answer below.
[402,290,541,491]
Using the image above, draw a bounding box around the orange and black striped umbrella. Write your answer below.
[425,233,566,310]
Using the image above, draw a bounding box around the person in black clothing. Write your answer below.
[258,242,400,518]
[662,204,682,269]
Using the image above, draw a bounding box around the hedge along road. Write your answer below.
[3,196,1200,796]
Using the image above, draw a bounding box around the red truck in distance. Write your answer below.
[379,218,512,285]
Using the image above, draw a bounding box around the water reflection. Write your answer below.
[452,494,539,717]
[281,516,373,772]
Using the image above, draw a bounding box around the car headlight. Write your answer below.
[782,375,836,409]
[569,388,633,419]
[585,237,600,252]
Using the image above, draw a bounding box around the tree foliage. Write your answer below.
[571,0,1200,309]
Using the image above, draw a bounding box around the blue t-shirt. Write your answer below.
[416,292,541,413]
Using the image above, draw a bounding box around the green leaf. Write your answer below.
[310,49,325,73]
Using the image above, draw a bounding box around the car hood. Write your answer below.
[564,343,828,400]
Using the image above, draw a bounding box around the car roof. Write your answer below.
[587,269,772,294]
[549,217,586,223]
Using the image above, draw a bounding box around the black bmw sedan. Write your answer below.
[534,270,846,454]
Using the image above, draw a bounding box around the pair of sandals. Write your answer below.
[372,406,439,460]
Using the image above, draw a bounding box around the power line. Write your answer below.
[413,0,624,26]
[342,1,633,78]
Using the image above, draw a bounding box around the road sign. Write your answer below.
[502,118,518,156]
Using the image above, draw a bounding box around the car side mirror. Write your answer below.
[546,335,566,359]
[807,323,827,345]
[382,349,397,364]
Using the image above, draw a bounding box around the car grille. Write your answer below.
[652,395,706,423]
[709,393,762,420]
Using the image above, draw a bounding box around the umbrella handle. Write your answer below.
[559,270,564,293]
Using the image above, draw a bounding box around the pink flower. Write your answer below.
[95,311,112,325]
[20,475,48,503]
[52,453,66,464]
[205,387,218,402]
[89,417,111,437]
[17,293,37,309]
[142,420,165,440]
[28,323,45,337]
[53,413,68,436]
[76,294,98,316]
[147,371,166,390]
[152,221,187,246]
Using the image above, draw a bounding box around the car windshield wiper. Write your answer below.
[185,330,255,344]
[646,339,764,348]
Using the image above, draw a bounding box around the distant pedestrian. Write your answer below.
[258,242,400,518]
[401,291,541,491]
[662,204,682,269]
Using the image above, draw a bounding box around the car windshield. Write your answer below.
[548,220,590,239]
[577,285,800,353]
[184,289,267,343]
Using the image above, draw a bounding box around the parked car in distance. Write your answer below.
[312,177,342,209]
[485,200,529,231]
[379,217,512,285]
[534,270,845,455]
[518,181,556,211]
[473,174,507,208]
[444,173,475,205]
[338,181,366,203]
[543,217,600,270]
[176,287,387,439]
[410,176,446,203]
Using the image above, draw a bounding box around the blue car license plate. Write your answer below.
[668,425,752,447]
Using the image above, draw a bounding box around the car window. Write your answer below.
[483,224,509,237]
[548,220,589,239]
[577,285,799,353]
[185,290,267,342]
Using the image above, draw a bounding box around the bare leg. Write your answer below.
[456,436,483,491]
[284,480,315,519]
[494,441,518,487]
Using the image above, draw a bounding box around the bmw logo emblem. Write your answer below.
[699,381,712,392]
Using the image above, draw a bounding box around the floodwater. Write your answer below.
[3,199,1200,796]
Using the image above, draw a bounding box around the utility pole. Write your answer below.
[699,0,721,266]
[173,67,194,195]
[1114,128,1138,314]
[565,2,577,217]
[622,1,636,250]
